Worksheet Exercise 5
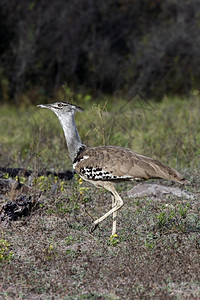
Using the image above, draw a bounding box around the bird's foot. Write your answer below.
[90,222,99,233]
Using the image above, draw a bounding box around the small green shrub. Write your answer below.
[108,234,119,247]
[155,203,190,233]
[0,237,13,263]
[145,233,159,249]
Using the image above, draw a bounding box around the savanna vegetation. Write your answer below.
[0,95,200,299]
[0,0,200,298]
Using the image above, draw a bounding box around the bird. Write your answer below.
[37,101,189,236]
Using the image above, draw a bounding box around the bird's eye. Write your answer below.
[57,103,63,108]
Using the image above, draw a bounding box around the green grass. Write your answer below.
[0,95,200,299]
[1,95,200,171]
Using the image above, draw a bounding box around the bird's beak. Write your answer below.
[37,104,52,109]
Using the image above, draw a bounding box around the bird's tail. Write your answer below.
[163,167,190,185]
[149,160,190,185]
[175,177,191,185]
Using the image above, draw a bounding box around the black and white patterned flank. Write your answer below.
[79,166,132,181]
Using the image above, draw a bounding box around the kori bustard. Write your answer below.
[37,102,188,236]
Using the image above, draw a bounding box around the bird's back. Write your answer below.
[73,146,187,184]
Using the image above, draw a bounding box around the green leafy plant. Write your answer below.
[3,173,9,179]
[145,233,159,249]
[15,175,26,184]
[34,175,53,191]
[108,234,119,247]
[0,235,13,263]
[76,176,90,203]
[43,244,57,261]
[155,203,190,233]
[178,203,189,218]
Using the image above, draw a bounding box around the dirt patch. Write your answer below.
[0,173,199,299]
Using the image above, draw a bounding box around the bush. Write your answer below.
[0,0,200,101]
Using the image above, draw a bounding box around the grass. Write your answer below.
[0,95,200,299]
[1,95,200,170]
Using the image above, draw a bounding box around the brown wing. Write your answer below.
[73,146,186,184]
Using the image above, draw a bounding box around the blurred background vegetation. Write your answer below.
[0,0,200,103]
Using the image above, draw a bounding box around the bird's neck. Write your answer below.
[57,113,84,162]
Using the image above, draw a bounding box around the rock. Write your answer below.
[127,183,195,200]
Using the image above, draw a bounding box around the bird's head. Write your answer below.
[37,101,83,117]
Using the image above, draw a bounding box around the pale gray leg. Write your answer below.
[112,195,117,235]
[90,183,123,234]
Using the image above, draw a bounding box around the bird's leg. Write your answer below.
[90,184,123,234]
[112,195,117,236]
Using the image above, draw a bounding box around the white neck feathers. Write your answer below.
[57,112,84,162]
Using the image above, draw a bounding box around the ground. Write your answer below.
[0,98,200,299]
